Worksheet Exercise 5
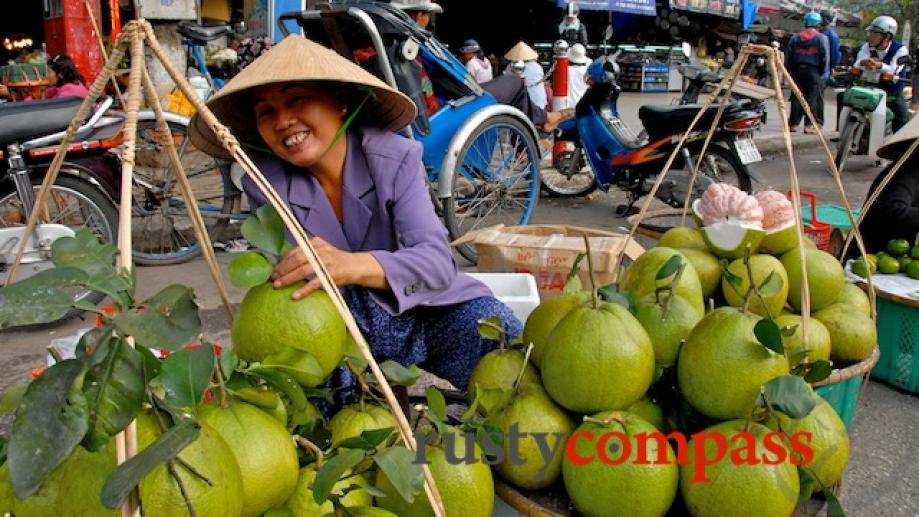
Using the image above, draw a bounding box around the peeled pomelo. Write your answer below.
[285,467,371,515]
[680,420,799,517]
[775,314,831,363]
[562,411,678,517]
[702,221,766,259]
[696,184,766,259]
[755,190,799,256]
[780,248,845,312]
[677,307,789,419]
[542,302,655,413]
[523,291,589,368]
[467,347,540,414]
[634,293,702,367]
[676,247,722,299]
[659,227,708,251]
[721,254,789,317]
[814,305,877,364]
[328,403,396,447]
[621,247,705,316]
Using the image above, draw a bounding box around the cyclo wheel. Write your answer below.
[131,120,241,266]
[443,115,540,264]
[0,173,118,312]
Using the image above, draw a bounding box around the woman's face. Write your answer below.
[252,82,345,168]
[46,67,58,85]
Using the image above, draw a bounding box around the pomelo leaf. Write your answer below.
[564,253,585,294]
[151,343,215,414]
[373,446,424,503]
[361,487,389,498]
[262,348,325,383]
[757,271,784,298]
[228,251,273,289]
[83,337,146,451]
[598,283,635,312]
[0,267,88,328]
[8,359,88,499]
[51,227,118,277]
[242,204,286,256]
[477,317,503,341]
[825,486,846,517]
[0,384,26,415]
[101,420,199,509]
[477,423,504,450]
[798,468,815,506]
[721,262,744,294]
[250,367,308,411]
[113,285,201,351]
[343,335,368,374]
[754,318,784,354]
[655,254,683,281]
[361,427,395,448]
[426,387,446,422]
[137,345,162,382]
[761,375,816,419]
[380,360,420,386]
[780,324,799,337]
[218,347,239,380]
[803,360,833,383]
[313,448,366,504]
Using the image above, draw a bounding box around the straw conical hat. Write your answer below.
[877,114,919,160]
[504,41,538,62]
[189,35,417,161]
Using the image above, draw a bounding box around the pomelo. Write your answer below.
[285,467,372,515]
[621,247,705,315]
[721,254,789,317]
[634,293,702,367]
[677,307,789,419]
[562,411,678,517]
[755,190,798,256]
[813,305,877,364]
[769,392,849,489]
[523,291,589,368]
[658,227,708,251]
[702,221,766,259]
[328,403,396,447]
[467,347,540,414]
[59,441,118,517]
[627,397,666,432]
[780,248,845,312]
[680,421,799,517]
[676,247,722,299]
[774,314,831,363]
[542,302,655,413]
[0,453,70,516]
[831,282,872,317]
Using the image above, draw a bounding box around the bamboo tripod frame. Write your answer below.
[6,19,446,517]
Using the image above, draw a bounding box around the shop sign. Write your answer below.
[669,0,742,19]
[555,0,656,15]
[136,0,196,20]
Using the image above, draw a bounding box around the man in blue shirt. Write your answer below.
[818,10,841,128]
[786,12,830,132]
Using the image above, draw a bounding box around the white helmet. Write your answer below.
[866,16,897,38]
[566,2,579,17]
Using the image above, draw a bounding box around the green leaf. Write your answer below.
[563,253,586,294]
[219,347,239,381]
[597,283,635,312]
[757,271,785,298]
[84,274,133,311]
[825,485,846,517]
[721,262,743,293]
[249,368,308,412]
[0,385,27,415]
[476,317,503,341]
[425,387,446,422]
[360,427,394,448]
[137,345,162,382]
[754,318,784,354]
[101,420,199,509]
[82,337,146,451]
[113,285,202,351]
[656,255,683,281]
[476,424,504,452]
[241,204,286,256]
[0,267,89,328]
[798,468,815,506]
[262,348,325,386]
[227,251,273,289]
[50,228,118,276]
[803,360,834,383]
[780,324,799,337]
[380,361,420,387]
[312,448,366,504]
[361,487,388,498]
[8,360,88,499]
[761,375,816,419]
[342,335,368,374]
[151,344,215,413]
[373,446,424,504]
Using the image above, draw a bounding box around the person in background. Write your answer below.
[566,43,589,107]
[853,15,910,132]
[45,55,88,99]
[785,12,830,133]
[558,2,588,47]
[504,41,547,111]
[817,10,841,128]
[458,39,493,83]
[391,0,441,31]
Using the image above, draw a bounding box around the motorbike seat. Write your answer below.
[177,21,234,42]
[0,97,83,148]
[638,102,741,139]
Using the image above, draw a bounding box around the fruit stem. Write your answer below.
[584,413,626,426]
[478,319,508,350]
[294,435,325,467]
[212,353,228,409]
[145,390,212,486]
[740,245,775,319]
[660,263,686,318]
[583,234,600,309]
[512,342,535,395]
[167,459,198,517]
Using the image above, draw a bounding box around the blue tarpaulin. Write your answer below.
[555,0,656,16]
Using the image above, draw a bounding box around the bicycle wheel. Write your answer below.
[0,174,118,310]
[131,120,240,265]
[443,115,540,264]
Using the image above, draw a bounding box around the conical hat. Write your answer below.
[189,35,417,161]
[504,41,538,62]
[877,114,919,160]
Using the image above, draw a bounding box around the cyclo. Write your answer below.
[277,0,541,263]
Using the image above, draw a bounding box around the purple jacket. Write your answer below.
[242,126,493,315]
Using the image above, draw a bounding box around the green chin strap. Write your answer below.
[325,86,377,154]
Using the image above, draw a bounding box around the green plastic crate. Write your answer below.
[815,376,863,429]
[800,205,861,231]
[871,297,919,393]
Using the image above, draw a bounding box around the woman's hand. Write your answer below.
[271,237,388,299]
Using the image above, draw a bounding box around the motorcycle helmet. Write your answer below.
[866,16,897,38]
[566,2,579,17]
[803,12,822,28]
[587,55,618,83]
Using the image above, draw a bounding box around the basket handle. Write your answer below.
[787,190,819,225]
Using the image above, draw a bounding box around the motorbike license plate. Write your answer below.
[735,137,762,165]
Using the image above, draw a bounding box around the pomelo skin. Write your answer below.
[523,291,590,367]
[780,248,845,312]
[677,247,722,300]
[328,403,397,447]
[562,411,678,517]
[659,227,708,251]
[634,293,702,367]
[774,314,831,363]
[814,305,877,364]
[677,307,789,420]
[467,347,540,414]
[721,254,789,318]
[285,467,372,515]
[621,247,706,316]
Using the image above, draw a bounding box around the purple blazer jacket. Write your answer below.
[241,126,493,315]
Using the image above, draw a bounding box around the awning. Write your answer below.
[555,0,656,16]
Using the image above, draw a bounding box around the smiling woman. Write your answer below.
[188,35,521,398]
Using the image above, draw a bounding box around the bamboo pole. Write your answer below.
[138,20,447,517]
[83,0,127,108]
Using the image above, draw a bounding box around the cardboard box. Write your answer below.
[455,225,646,300]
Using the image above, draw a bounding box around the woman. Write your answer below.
[45,55,89,99]
[458,39,493,83]
[188,36,521,394]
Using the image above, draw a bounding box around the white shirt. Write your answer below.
[567,62,589,107]
[522,60,547,109]
[465,57,493,83]
[854,41,908,75]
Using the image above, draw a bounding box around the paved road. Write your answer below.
[2,146,916,515]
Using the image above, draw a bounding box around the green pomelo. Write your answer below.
[232,283,346,383]
[769,392,850,489]
[467,348,540,414]
[542,303,655,413]
[627,397,666,432]
[759,223,799,256]
[721,254,789,317]
[375,428,494,517]
[261,346,335,388]
[774,314,831,363]
[832,283,872,317]
[680,421,799,517]
[487,383,575,490]
[0,450,73,516]
[136,412,244,517]
[813,305,877,364]
[659,227,708,251]
[702,221,766,259]
[676,247,722,299]
[285,467,371,515]
[621,247,705,315]
[346,508,399,517]
[562,411,678,517]
[634,293,702,367]
[523,291,590,368]
[59,441,118,517]
[328,403,396,447]
[199,400,299,517]
[677,308,789,419]
[781,248,846,312]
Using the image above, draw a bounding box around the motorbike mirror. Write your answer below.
[897,55,913,66]
[604,25,613,43]
[681,41,691,58]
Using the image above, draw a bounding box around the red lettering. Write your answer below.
[565,431,595,465]
[689,432,728,483]
[634,432,673,465]
[789,432,814,466]
[729,432,761,465]
[597,432,631,465]
[762,432,788,465]
[548,271,565,292]
[665,432,690,465]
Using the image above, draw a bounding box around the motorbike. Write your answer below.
[835,55,912,172]
[0,95,122,310]
[678,58,770,124]
[544,52,764,215]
